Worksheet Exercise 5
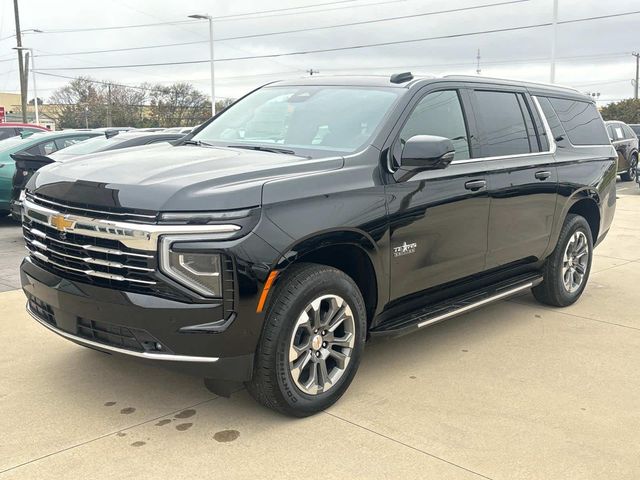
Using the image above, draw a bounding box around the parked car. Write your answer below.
[9,131,185,218]
[605,120,639,181]
[628,124,640,138]
[0,130,101,217]
[0,123,48,141]
[20,74,616,416]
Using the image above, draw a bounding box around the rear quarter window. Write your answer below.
[545,97,609,145]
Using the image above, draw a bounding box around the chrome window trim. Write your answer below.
[26,301,220,363]
[23,198,241,251]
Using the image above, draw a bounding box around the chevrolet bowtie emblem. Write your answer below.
[50,215,75,232]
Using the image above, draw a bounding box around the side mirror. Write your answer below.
[400,135,455,170]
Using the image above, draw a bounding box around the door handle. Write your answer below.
[535,171,551,180]
[464,179,486,191]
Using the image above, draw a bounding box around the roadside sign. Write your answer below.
[0,107,5,123]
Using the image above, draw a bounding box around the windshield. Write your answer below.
[193,86,400,154]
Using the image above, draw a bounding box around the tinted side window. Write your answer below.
[474,90,531,157]
[399,90,470,160]
[0,129,16,140]
[24,140,57,156]
[546,97,609,145]
[536,96,567,144]
[609,124,625,141]
[622,124,636,139]
[54,135,90,150]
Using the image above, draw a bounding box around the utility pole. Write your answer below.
[550,0,558,83]
[14,47,38,124]
[307,69,319,76]
[13,0,28,122]
[106,83,112,127]
[633,52,640,99]
[476,49,481,75]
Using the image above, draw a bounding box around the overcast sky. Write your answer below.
[0,0,637,104]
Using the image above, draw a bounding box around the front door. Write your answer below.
[386,87,490,301]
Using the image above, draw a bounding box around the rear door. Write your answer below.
[608,123,629,172]
[386,84,491,300]
[468,87,558,269]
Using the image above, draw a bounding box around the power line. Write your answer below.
[23,19,201,34]
[20,0,403,35]
[34,41,205,58]
[210,0,358,19]
[211,0,406,22]
[217,0,530,41]
[32,0,530,58]
[36,9,640,71]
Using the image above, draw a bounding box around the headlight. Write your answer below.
[160,237,223,297]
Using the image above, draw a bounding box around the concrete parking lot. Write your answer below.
[1,181,639,479]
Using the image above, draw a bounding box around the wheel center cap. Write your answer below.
[311,334,323,351]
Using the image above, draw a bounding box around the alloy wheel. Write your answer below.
[562,230,589,293]
[288,294,356,395]
[630,157,638,182]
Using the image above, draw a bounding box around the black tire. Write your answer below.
[620,154,637,181]
[532,214,593,307]
[247,263,366,417]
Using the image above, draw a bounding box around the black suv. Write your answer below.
[605,120,639,181]
[20,74,616,417]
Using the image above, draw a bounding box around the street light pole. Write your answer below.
[189,14,215,116]
[550,0,558,83]
[13,46,39,124]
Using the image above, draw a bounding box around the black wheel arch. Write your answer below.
[271,228,386,328]
[546,188,602,259]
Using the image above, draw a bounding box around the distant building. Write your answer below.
[0,91,56,130]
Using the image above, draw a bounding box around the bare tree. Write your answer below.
[48,77,225,129]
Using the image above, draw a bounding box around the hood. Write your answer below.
[31,143,343,212]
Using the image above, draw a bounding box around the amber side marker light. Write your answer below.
[256,271,279,313]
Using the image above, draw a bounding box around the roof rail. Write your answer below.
[442,74,580,93]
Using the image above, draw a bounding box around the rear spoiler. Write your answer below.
[10,153,55,171]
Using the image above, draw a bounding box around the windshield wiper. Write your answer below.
[183,139,214,147]
[228,145,297,155]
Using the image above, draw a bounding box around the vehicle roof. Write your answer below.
[26,130,103,139]
[0,122,48,129]
[271,74,588,100]
[605,120,627,125]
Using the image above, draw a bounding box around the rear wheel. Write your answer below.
[620,153,638,181]
[533,214,593,307]
[247,263,366,417]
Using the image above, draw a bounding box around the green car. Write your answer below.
[0,130,101,216]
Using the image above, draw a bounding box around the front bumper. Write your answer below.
[21,258,254,381]
[9,199,21,219]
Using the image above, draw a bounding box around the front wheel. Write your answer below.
[247,263,366,417]
[533,214,593,307]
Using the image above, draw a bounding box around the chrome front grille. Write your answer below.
[21,194,241,300]
[23,223,158,288]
